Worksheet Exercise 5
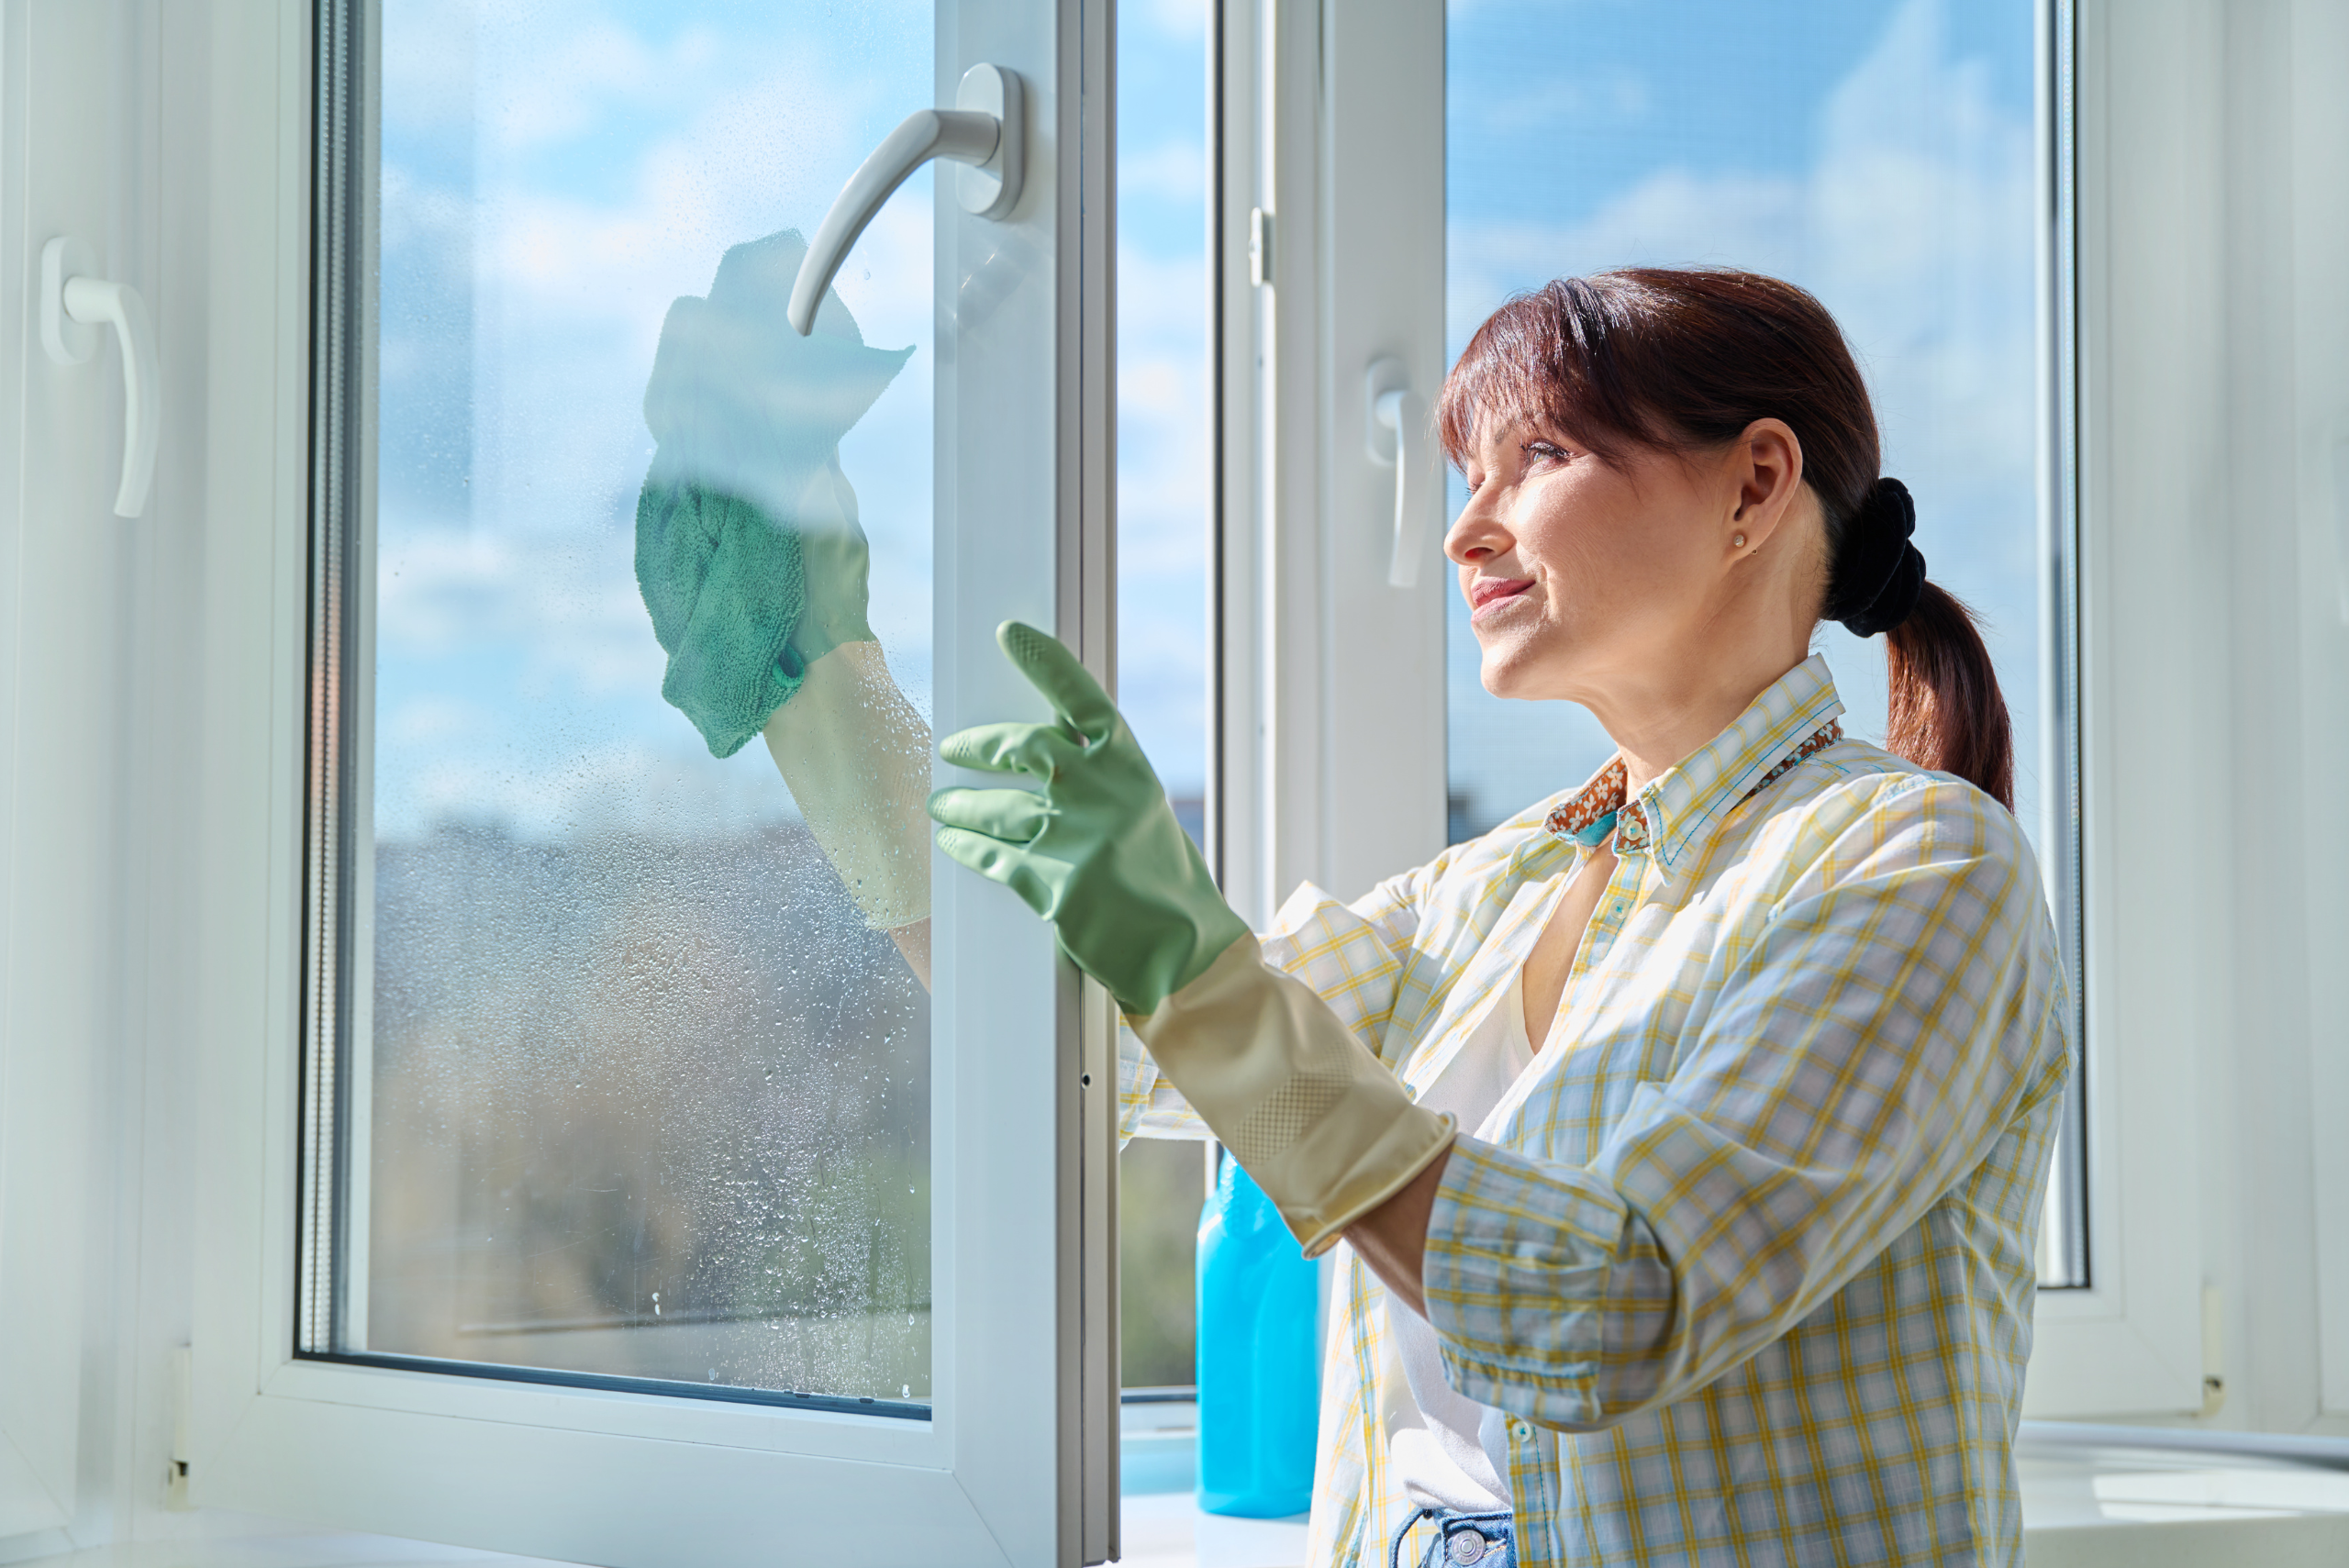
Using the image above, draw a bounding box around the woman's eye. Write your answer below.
[1523,440,1568,465]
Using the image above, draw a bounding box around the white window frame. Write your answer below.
[179,4,1124,1563]
[0,0,140,1543]
[1210,0,1448,919]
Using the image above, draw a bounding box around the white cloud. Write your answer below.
[1141,0,1210,44]
[1119,139,1208,208]
[1114,242,1210,790]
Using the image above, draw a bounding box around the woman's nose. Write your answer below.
[1444,495,1510,566]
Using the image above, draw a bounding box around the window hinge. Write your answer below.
[1249,207,1273,289]
[166,1345,193,1510]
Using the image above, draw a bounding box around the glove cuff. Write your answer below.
[1127,937,1455,1256]
[763,641,933,930]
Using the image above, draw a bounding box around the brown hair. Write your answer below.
[1436,268,2014,810]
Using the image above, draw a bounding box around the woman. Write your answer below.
[930,269,2072,1568]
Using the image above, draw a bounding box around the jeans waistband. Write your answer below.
[1388,1506,1514,1568]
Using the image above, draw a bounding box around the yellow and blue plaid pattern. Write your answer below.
[1118,655,2073,1566]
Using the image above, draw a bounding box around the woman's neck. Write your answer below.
[1587,649,1809,795]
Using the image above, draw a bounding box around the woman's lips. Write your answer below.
[1469,576,1534,619]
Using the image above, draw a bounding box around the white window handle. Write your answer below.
[40,236,160,518]
[1366,357,1428,587]
[788,63,1025,337]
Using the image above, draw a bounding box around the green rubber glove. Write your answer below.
[935,622,1455,1254]
[636,229,911,756]
[928,622,1250,1014]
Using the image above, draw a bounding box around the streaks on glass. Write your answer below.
[368,822,930,1397]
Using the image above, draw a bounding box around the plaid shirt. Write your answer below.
[1119,656,2073,1567]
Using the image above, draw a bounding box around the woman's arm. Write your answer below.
[1346,1145,1450,1316]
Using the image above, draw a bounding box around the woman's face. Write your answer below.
[1446,417,1745,705]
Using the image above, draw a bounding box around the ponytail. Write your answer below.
[1825,476,2016,810]
[1883,581,2014,810]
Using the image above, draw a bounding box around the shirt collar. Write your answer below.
[1542,654,1845,872]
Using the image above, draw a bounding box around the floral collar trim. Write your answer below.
[1544,720,1843,852]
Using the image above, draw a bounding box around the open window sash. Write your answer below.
[185,4,1119,1564]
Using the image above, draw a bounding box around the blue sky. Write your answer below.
[373,0,938,840]
[372,0,2048,862]
[373,0,1212,839]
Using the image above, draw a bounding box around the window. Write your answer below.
[319,0,940,1408]
[1442,0,2087,1288]
[192,1,1121,1557]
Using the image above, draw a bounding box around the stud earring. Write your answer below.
[1731,532,1747,549]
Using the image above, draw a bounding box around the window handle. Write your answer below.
[788,63,1025,336]
[40,236,160,518]
[1366,357,1427,587]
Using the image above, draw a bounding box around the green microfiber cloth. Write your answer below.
[635,230,912,757]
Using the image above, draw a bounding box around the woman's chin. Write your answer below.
[1477,648,1550,703]
[1477,629,1587,704]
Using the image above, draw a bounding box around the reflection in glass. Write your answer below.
[343,0,938,1405]
[1443,0,2082,1284]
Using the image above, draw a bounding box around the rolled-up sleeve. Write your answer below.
[1421,778,2069,1429]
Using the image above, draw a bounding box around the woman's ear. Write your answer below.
[1725,418,1805,550]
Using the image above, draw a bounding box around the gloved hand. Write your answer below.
[637,230,933,938]
[927,620,1249,1014]
[636,228,912,757]
[929,623,1454,1254]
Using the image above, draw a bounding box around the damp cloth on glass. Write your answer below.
[635,228,912,758]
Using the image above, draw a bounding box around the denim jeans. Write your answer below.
[1388,1507,1515,1568]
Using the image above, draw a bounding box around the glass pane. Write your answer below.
[332,0,940,1407]
[1116,0,1211,1390]
[1444,0,2083,1284]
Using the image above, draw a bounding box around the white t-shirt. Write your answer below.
[1382,971,1541,1511]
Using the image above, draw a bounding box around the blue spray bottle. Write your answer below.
[1195,1148,1319,1517]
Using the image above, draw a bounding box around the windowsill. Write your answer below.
[1113,1411,2349,1568]
[11,1430,2342,1568]
[2016,1439,2349,1565]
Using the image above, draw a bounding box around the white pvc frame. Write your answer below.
[0,0,138,1543]
[1210,0,1448,920]
[184,4,1120,1563]
[2021,0,2214,1418]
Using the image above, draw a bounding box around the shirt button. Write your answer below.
[1510,1418,1533,1443]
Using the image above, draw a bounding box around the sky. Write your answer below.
[370,0,2051,867]
[373,0,939,841]
[373,0,1212,841]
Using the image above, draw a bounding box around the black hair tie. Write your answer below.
[1829,476,1926,638]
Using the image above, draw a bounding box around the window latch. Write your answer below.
[40,236,161,518]
[1366,357,1427,588]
